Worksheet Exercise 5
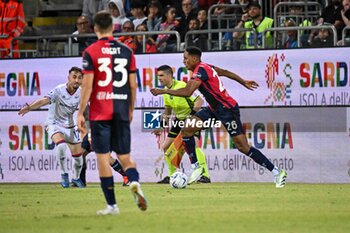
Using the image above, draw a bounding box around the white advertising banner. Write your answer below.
[0,47,349,110]
[0,107,349,183]
[0,48,349,183]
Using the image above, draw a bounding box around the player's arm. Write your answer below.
[77,73,94,134]
[214,66,259,91]
[129,72,137,122]
[151,79,201,97]
[214,66,245,85]
[18,97,50,116]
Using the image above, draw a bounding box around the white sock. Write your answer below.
[107,204,117,209]
[55,142,68,174]
[191,162,200,170]
[272,166,280,176]
[72,155,83,180]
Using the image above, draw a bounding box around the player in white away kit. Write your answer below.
[18,67,85,188]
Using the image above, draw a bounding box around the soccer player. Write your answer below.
[18,67,85,188]
[151,46,287,188]
[79,132,130,186]
[78,105,129,187]
[153,65,211,184]
[77,11,147,215]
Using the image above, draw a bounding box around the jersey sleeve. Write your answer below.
[82,50,94,74]
[129,52,136,73]
[191,67,209,82]
[164,94,171,107]
[46,87,58,103]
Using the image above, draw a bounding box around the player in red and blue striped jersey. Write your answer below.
[77,11,147,215]
[151,46,287,188]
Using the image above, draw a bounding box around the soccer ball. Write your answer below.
[170,172,188,189]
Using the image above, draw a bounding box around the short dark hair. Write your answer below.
[247,1,261,9]
[94,11,113,33]
[189,18,199,24]
[157,65,173,76]
[185,46,202,58]
[69,66,82,74]
[131,0,146,9]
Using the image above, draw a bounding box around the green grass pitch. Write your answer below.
[0,183,349,233]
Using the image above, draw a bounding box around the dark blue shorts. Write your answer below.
[90,119,131,154]
[81,134,92,153]
[195,105,244,136]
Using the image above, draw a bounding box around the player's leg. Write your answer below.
[195,136,211,183]
[109,156,129,186]
[66,127,84,188]
[80,150,88,186]
[48,125,69,188]
[117,154,147,211]
[91,120,119,215]
[67,143,84,188]
[231,134,286,187]
[80,134,92,186]
[81,131,129,187]
[182,108,213,183]
[157,125,177,184]
[220,105,287,188]
[112,120,147,211]
[96,152,120,215]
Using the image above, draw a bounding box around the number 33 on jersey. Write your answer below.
[82,38,136,121]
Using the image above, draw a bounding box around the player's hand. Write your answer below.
[77,113,86,135]
[18,103,30,116]
[150,88,165,96]
[243,80,259,91]
[152,129,163,136]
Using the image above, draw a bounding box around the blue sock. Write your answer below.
[247,147,274,171]
[110,160,126,176]
[125,168,139,182]
[182,136,198,164]
[100,177,116,205]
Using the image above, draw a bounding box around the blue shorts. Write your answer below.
[90,119,131,154]
[195,105,244,136]
[81,134,92,153]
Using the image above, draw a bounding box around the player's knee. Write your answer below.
[55,142,67,154]
[74,155,83,162]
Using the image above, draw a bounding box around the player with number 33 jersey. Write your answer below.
[78,11,146,215]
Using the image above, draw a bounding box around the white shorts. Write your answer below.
[46,125,81,144]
